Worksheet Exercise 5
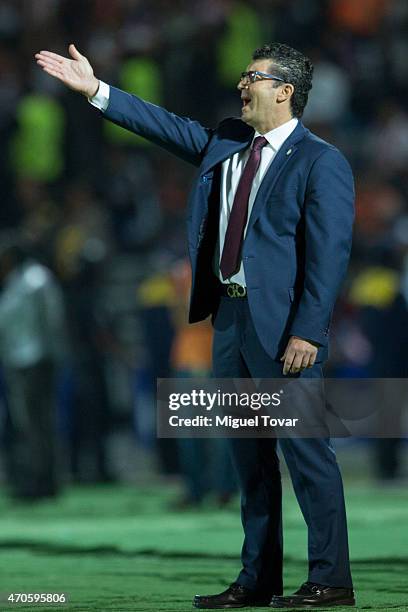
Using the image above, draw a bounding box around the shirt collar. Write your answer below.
[253,117,298,152]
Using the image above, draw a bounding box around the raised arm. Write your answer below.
[35,45,212,166]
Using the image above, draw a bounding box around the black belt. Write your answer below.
[219,283,247,298]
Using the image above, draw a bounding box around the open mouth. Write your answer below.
[242,97,251,109]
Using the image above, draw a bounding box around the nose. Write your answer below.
[237,80,248,92]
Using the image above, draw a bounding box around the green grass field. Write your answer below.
[0,480,407,611]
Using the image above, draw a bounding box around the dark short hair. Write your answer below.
[252,43,313,118]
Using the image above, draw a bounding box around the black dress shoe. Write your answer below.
[270,582,355,608]
[193,583,272,609]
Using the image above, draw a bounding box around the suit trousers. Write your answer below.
[212,295,353,594]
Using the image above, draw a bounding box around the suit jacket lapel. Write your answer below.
[200,121,254,176]
[246,122,307,232]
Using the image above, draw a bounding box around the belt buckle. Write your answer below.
[227,283,246,298]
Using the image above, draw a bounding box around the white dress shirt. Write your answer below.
[216,118,298,285]
[90,82,298,285]
[89,80,110,110]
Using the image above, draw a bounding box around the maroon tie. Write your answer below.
[220,136,268,280]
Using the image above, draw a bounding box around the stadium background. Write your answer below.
[0,1,407,610]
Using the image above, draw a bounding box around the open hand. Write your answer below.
[281,335,319,375]
[35,44,99,98]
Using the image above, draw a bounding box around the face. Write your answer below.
[238,59,290,131]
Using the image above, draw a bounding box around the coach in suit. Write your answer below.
[36,42,355,608]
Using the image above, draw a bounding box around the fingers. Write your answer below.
[306,352,317,369]
[35,50,66,63]
[36,56,65,81]
[36,55,64,72]
[282,349,295,376]
[290,352,304,374]
[34,45,84,66]
[35,51,69,81]
[40,65,64,81]
[69,43,83,60]
[300,353,311,370]
[281,344,292,376]
[281,337,318,375]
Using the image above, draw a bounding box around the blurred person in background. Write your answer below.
[170,259,235,509]
[103,149,162,252]
[35,40,355,610]
[0,233,68,501]
[53,180,115,483]
[349,218,408,482]
[15,177,60,262]
[136,267,178,476]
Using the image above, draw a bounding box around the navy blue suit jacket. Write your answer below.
[103,87,355,362]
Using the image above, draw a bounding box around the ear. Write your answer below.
[277,83,294,104]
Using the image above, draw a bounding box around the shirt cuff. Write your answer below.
[88,80,110,111]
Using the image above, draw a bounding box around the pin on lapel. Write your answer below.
[286,148,292,156]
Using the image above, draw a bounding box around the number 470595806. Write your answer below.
[7,593,67,604]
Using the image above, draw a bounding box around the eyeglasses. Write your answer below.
[240,71,286,86]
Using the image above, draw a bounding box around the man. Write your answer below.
[0,234,67,500]
[36,42,355,608]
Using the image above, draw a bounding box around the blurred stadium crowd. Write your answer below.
[0,0,407,501]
